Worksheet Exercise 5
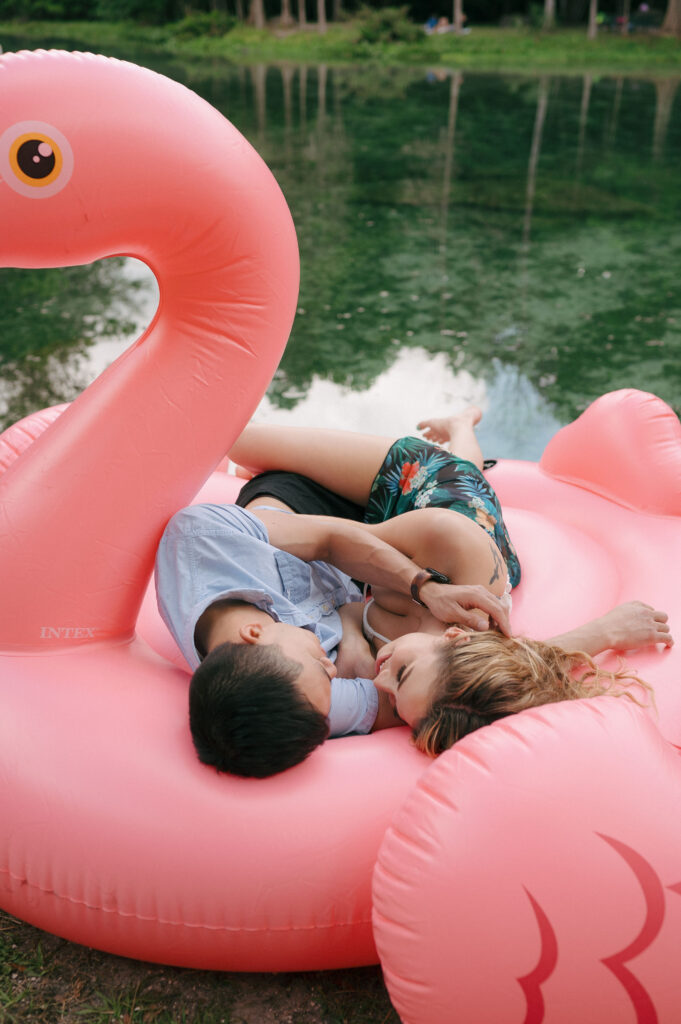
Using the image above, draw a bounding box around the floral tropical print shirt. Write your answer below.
[364,437,521,588]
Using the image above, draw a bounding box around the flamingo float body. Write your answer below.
[2,50,681,1018]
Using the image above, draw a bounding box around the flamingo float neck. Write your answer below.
[0,50,299,651]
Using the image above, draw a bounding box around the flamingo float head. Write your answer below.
[0,51,293,275]
[0,50,299,650]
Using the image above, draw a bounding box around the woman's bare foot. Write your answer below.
[417,405,483,446]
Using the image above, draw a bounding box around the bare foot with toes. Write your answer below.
[417,405,482,446]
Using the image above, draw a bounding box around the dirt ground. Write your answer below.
[1,909,401,1024]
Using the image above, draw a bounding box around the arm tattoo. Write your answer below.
[488,540,503,585]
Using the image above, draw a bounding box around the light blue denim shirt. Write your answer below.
[155,503,378,736]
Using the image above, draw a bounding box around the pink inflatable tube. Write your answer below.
[1,52,681,999]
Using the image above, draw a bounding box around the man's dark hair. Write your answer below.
[189,641,330,778]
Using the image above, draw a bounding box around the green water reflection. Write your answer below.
[1,48,679,456]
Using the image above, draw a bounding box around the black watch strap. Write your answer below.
[410,567,451,606]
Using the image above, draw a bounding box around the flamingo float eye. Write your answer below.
[0,121,73,198]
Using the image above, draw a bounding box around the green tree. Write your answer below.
[316,0,327,32]
[250,0,265,27]
[662,0,681,34]
[94,0,175,23]
[452,0,464,31]
[0,0,89,17]
[544,0,556,29]
[280,0,295,25]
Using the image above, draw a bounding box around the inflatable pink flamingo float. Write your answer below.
[0,46,425,974]
[2,49,681,1021]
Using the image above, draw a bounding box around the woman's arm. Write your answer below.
[365,507,507,596]
[549,602,673,656]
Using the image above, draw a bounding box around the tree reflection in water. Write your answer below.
[1,56,679,449]
[0,259,154,431]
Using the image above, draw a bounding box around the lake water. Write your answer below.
[1,44,680,457]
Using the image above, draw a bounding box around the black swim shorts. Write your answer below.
[236,470,365,521]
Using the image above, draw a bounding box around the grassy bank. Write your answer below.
[1,19,681,73]
[1,907,399,1024]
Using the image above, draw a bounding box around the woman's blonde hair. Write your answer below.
[412,631,649,757]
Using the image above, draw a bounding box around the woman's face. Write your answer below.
[368,630,438,729]
[374,629,468,728]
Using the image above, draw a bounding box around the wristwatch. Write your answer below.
[410,567,451,607]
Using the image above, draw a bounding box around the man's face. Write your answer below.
[256,622,336,716]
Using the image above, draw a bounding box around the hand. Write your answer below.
[601,601,673,650]
[420,582,512,637]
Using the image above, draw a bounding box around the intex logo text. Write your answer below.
[39,627,103,640]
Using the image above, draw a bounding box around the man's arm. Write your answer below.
[548,602,673,656]
[251,507,512,635]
